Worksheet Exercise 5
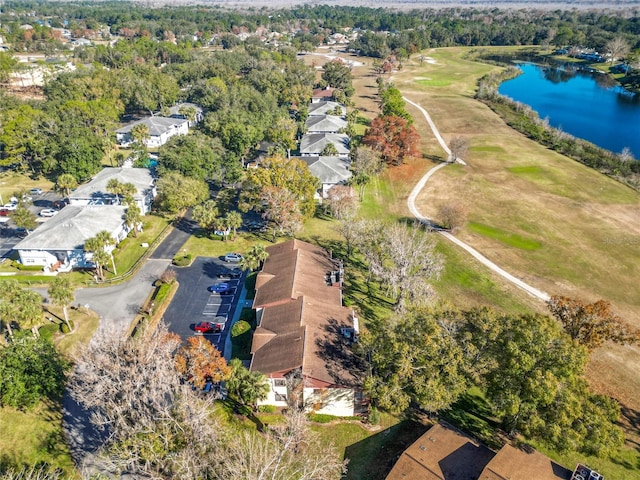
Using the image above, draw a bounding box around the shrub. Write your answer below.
[160,269,177,284]
[369,406,380,425]
[60,322,70,334]
[231,320,251,338]
[13,261,43,271]
[172,254,192,267]
[39,323,59,341]
[258,405,277,413]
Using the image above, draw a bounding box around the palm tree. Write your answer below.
[85,231,116,279]
[48,276,74,331]
[56,173,77,198]
[120,182,137,206]
[130,123,150,146]
[226,358,270,410]
[239,244,269,271]
[225,211,243,241]
[125,204,142,237]
[96,230,117,275]
[106,178,123,204]
[0,280,42,339]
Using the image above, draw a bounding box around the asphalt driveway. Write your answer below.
[162,256,245,355]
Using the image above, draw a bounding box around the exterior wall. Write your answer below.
[304,387,355,416]
[256,377,289,408]
[17,249,58,267]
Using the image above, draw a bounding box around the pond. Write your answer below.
[498,63,640,158]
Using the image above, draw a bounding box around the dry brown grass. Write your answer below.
[345,47,640,430]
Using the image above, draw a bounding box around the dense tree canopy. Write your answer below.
[362,115,420,166]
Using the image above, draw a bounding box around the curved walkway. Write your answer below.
[403,96,550,302]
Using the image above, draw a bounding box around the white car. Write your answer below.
[39,208,58,217]
[224,252,243,263]
[3,203,17,211]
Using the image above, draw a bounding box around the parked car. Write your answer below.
[217,268,242,279]
[224,252,243,263]
[0,208,8,216]
[29,188,43,195]
[208,282,233,295]
[194,321,222,334]
[39,208,58,217]
[53,199,68,210]
[3,203,17,211]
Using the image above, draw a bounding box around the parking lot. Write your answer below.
[162,256,245,355]
[0,190,66,258]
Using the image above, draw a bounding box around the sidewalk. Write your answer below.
[223,278,252,362]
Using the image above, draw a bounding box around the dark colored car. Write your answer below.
[217,268,242,279]
[194,321,222,334]
[53,199,68,210]
[208,282,232,294]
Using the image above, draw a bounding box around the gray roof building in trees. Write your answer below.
[305,115,348,134]
[299,133,350,156]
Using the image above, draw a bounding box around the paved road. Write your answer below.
[150,211,196,260]
[403,95,550,302]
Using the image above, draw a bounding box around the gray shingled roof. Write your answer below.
[14,205,127,251]
[299,133,350,156]
[167,102,203,117]
[70,167,153,201]
[115,116,187,137]
[308,101,346,117]
[305,115,347,133]
[298,156,352,185]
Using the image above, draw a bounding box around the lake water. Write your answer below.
[498,63,640,158]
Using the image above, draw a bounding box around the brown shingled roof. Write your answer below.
[479,445,571,480]
[386,424,495,480]
[250,239,358,387]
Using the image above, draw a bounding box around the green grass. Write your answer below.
[506,165,544,176]
[467,221,542,250]
[415,79,451,87]
[0,402,76,477]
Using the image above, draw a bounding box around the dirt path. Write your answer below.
[403,95,550,302]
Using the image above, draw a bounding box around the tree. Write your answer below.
[240,156,319,219]
[360,307,469,413]
[0,335,68,409]
[11,205,37,233]
[350,146,384,200]
[175,336,231,389]
[437,203,467,231]
[130,123,150,146]
[321,142,339,156]
[379,84,411,122]
[325,185,358,220]
[267,116,297,157]
[362,115,420,166]
[239,244,269,271]
[0,280,43,338]
[260,186,303,242]
[156,171,209,214]
[218,408,346,480]
[448,136,470,162]
[48,276,74,331]
[353,220,443,311]
[106,178,123,204]
[125,203,142,237]
[84,231,116,280]
[56,173,77,198]
[547,295,639,350]
[321,60,353,96]
[605,36,630,64]
[226,358,270,409]
[68,322,221,478]
[192,199,220,237]
[224,211,243,241]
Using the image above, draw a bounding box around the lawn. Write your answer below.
[467,221,542,250]
[0,170,56,203]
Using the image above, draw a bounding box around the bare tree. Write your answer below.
[605,36,630,64]
[438,203,468,231]
[353,220,443,311]
[68,322,221,478]
[218,408,347,480]
[325,185,359,220]
[448,136,470,163]
[618,147,635,163]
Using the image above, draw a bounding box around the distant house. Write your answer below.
[299,133,350,158]
[311,86,335,103]
[14,205,128,272]
[165,102,204,127]
[308,101,346,117]
[115,116,189,148]
[297,155,352,198]
[250,239,363,417]
[386,422,572,480]
[68,167,156,214]
[305,115,347,134]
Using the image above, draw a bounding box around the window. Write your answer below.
[273,379,286,387]
[275,393,287,402]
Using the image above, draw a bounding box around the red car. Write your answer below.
[194,321,222,334]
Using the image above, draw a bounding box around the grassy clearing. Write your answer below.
[467,221,542,250]
[0,170,55,202]
[415,79,451,87]
[0,402,76,477]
